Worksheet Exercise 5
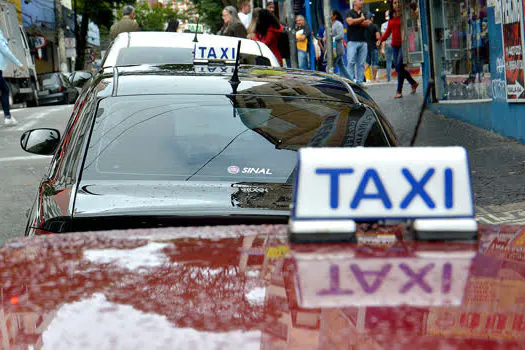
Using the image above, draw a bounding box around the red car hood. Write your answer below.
[1,224,524,349]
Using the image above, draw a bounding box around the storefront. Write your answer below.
[417,0,525,143]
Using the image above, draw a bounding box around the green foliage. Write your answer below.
[190,0,235,33]
[134,1,180,31]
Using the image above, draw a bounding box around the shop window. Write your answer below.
[430,0,491,101]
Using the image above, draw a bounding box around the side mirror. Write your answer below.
[20,128,60,155]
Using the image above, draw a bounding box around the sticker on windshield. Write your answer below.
[228,166,240,175]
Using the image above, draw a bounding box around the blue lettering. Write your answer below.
[400,168,435,209]
[445,168,453,209]
[220,47,229,59]
[198,46,206,58]
[350,169,392,209]
[232,47,236,59]
[208,67,217,72]
[208,47,217,59]
[316,168,354,209]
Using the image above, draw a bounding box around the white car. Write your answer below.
[101,32,280,68]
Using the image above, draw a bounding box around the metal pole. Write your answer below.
[323,0,332,72]
[304,0,315,70]
[285,0,298,68]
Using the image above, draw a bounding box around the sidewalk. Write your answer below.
[365,83,525,223]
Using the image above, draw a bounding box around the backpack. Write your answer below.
[278,29,291,59]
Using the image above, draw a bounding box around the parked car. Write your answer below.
[37,72,79,105]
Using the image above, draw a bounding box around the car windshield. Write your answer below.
[82,95,390,182]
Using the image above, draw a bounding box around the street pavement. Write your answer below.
[0,85,524,246]
[365,81,525,224]
[0,104,74,244]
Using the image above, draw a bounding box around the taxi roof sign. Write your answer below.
[290,147,477,241]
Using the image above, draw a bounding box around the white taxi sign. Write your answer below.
[194,45,237,61]
[292,147,475,223]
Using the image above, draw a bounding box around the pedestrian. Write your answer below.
[316,25,326,71]
[380,10,393,82]
[247,7,261,39]
[295,15,311,70]
[329,10,352,80]
[364,14,380,83]
[345,0,371,85]
[378,0,419,98]
[0,29,24,126]
[238,0,252,30]
[266,1,276,16]
[110,5,140,40]
[218,6,248,38]
[253,9,284,66]
[166,17,179,32]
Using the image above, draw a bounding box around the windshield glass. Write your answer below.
[82,95,389,182]
[38,73,60,89]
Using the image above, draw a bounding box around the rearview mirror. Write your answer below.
[20,128,60,155]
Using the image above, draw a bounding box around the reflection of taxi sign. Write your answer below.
[193,65,235,74]
[194,45,236,61]
[290,147,477,241]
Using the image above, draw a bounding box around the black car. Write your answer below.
[37,72,79,105]
[20,64,398,236]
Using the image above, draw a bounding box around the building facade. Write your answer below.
[416,0,525,143]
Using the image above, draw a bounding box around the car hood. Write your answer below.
[1,224,525,349]
[73,180,293,216]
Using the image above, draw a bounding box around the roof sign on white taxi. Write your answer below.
[289,147,478,242]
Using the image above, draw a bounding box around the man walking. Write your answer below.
[345,0,370,85]
[110,5,140,40]
[0,29,24,126]
[381,10,393,82]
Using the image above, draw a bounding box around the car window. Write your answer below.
[38,74,60,88]
[81,95,391,182]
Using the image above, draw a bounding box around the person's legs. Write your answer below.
[298,50,308,70]
[355,42,368,85]
[385,45,393,81]
[335,55,352,80]
[347,41,358,82]
[371,49,379,81]
[0,71,15,124]
[393,46,404,95]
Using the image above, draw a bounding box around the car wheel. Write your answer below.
[27,82,39,107]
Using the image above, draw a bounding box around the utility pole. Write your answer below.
[323,0,333,73]
[284,0,298,68]
[55,0,68,73]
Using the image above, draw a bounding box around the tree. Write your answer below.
[134,1,181,31]
[190,0,234,33]
[74,0,120,70]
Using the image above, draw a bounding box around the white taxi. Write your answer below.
[101,32,280,68]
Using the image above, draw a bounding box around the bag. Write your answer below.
[332,38,337,58]
[278,30,291,59]
[365,65,373,81]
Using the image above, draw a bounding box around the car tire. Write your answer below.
[27,82,39,107]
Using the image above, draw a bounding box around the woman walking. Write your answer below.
[218,6,247,38]
[253,9,283,66]
[247,7,261,39]
[378,0,418,99]
[330,10,352,80]
[0,28,24,126]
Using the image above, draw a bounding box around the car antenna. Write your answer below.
[193,17,200,43]
[229,40,242,94]
[410,79,434,146]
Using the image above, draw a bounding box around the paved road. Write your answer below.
[0,104,74,244]
[366,81,525,224]
[0,86,524,246]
